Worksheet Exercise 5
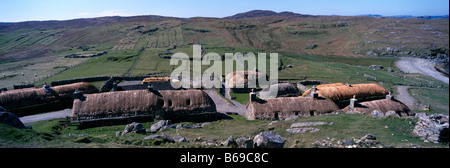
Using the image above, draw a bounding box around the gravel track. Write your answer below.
[395,57,449,84]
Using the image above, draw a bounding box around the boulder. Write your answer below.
[385,111,400,118]
[290,122,328,127]
[370,110,385,118]
[253,131,285,148]
[369,65,384,70]
[144,132,175,143]
[150,120,172,133]
[361,134,377,141]
[286,127,320,133]
[173,136,188,143]
[0,112,27,129]
[121,122,145,136]
[224,136,238,148]
[236,136,253,148]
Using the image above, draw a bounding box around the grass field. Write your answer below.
[409,88,449,115]
[1,114,447,148]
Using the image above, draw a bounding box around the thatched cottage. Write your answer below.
[0,82,98,116]
[245,92,341,120]
[302,83,388,102]
[258,82,300,98]
[225,71,268,93]
[72,89,217,125]
[342,97,411,116]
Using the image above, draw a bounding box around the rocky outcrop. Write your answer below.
[223,136,238,148]
[412,113,449,143]
[286,122,332,134]
[117,122,146,136]
[0,112,28,129]
[149,120,172,133]
[253,131,285,148]
[144,132,175,143]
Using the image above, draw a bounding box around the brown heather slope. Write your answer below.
[0,12,448,61]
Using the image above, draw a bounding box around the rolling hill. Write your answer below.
[0,10,448,62]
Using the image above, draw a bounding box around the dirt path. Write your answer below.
[395,57,449,84]
[396,86,417,110]
[19,109,72,124]
[204,89,246,115]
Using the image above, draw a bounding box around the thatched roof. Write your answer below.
[225,71,268,89]
[0,82,98,111]
[246,97,341,120]
[302,83,387,102]
[72,89,216,121]
[142,77,170,84]
[258,82,300,98]
[342,98,411,115]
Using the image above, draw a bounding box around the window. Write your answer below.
[186,99,191,106]
[166,100,172,107]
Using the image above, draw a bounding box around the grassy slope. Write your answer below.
[1,114,447,148]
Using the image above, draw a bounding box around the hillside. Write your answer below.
[0,10,448,62]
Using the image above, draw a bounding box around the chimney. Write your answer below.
[250,89,257,102]
[147,84,153,91]
[112,81,118,91]
[386,92,393,100]
[73,89,85,101]
[310,85,318,98]
[349,95,358,111]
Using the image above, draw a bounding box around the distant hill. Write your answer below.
[358,14,449,19]
[224,10,314,19]
[0,10,448,62]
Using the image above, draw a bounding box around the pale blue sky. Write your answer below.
[0,0,448,22]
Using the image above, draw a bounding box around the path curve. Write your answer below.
[395,57,449,84]
[19,109,72,124]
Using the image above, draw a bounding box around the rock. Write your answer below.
[253,131,285,148]
[284,115,298,121]
[176,123,202,129]
[286,127,320,133]
[160,132,175,143]
[115,131,122,137]
[224,136,238,148]
[412,113,449,143]
[121,122,145,136]
[144,132,174,143]
[0,112,27,129]
[268,121,278,126]
[75,137,91,143]
[201,122,210,128]
[361,134,377,141]
[370,110,385,118]
[290,122,328,128]
[173,136,188,143]
[385,111,400,118]
[236,136,253,148]
[369,65,384,70]
[150,120,172,133]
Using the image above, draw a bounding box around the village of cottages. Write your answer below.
[0,68,412,129]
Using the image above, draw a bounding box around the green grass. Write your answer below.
[36,50,138,85]
[1,114,447,148]
[409,88,449,115]
[230,92,250,105]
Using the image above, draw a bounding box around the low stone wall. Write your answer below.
[412,113,449,143]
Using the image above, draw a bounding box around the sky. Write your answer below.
[0,0,449,22]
